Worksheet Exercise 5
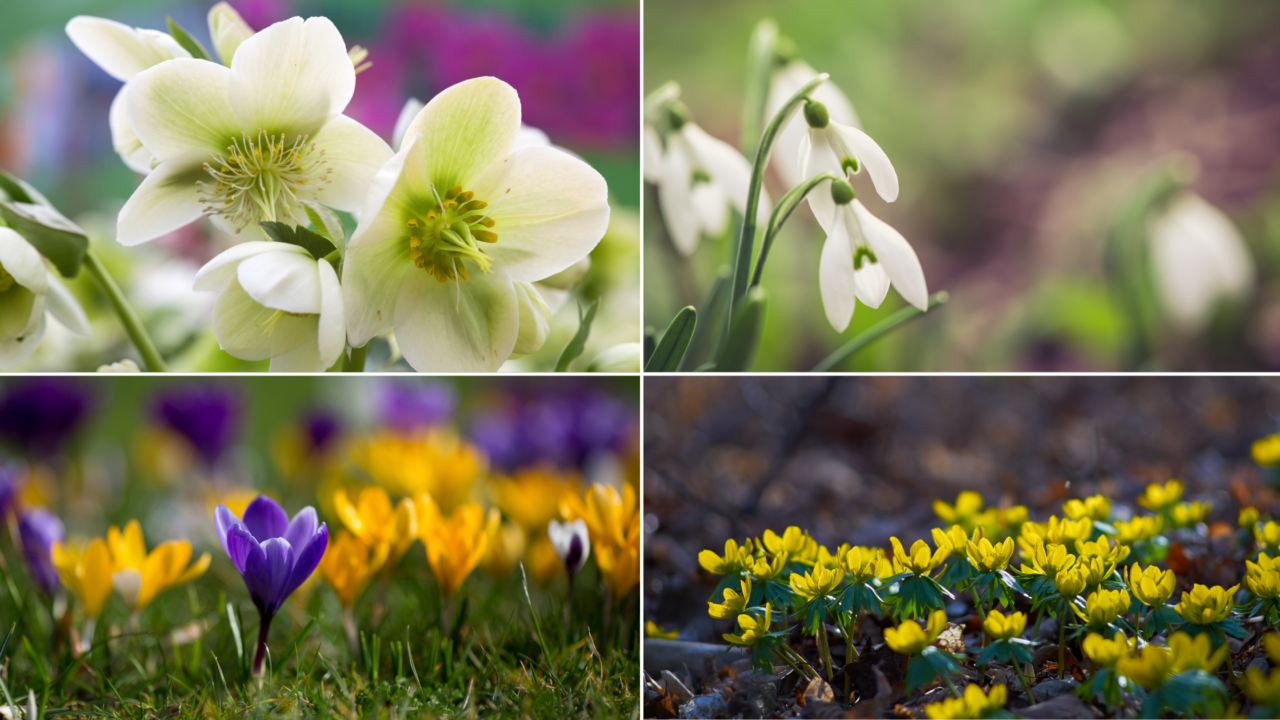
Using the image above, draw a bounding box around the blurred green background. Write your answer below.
[644,0,1280,371]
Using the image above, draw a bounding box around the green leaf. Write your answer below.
[643,326,656,365]
[166,17,212,61]
[684,266,732,370]
[0,170,51,206]
[259,221,337,260]
[645,306,696,372]
[300,200,346,252]
[813,292,951,371]
[0,201,88,277]
[717,287,766,372]
[554,299,599,371]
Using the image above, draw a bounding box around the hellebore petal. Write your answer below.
[65,16,189,82]
[398,75,521,193]
[127,59,240,162]
[392,267,519,373]
[114,154,211,247]
[194,241,311,293]
[236,251,323,315]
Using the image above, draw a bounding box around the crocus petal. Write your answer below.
[109,86,154,174]
[0,313,44,369]
[228,16,355,137]
[342,234,413,347]
[0,228,49,292]
[833,123,899,203]
[400,76,521,193]
[393,267,518,372]
[474,145,610,282]
[246,537,294,616]
[280,523,327,602]
[852,201,927,310]
[175,552,211,586]
[225,523,260,575]
[195,241,312,293]
[283,507,318,552]
[127,59,239,162]
[214,505,240,557]
[44,273,91,337]
[115,154,211,246]
[819,218,857,333]
[309,115,394,213]
[236,251,322,315]
[65,16,187,82]
[314,258,345,369]
[212,279,312,361]
[242,495,289,541]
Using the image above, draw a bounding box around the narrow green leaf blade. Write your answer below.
[166,17,212,61]
[644,306,697,372]
[554,298,600,371]
[717,287,766,372]
[0,202,88,277]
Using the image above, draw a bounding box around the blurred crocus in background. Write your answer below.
[153,385,240,470]
[0,379,92,459]
[18,507,64,597]
[376,381,455,432]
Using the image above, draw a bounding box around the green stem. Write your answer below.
[740,19,778,154]
[345,344,367,372]
[728,72,830,330]
[1015,659,1036,703]
[750,171,842,289]
[782,644,819,680]
[1059,604,1068,680]
[973,587,987,648]
[815,621,833,680]
[83,249,167,371]
[812,292,950,371]
[940,670,962,698]
[776,647,808,680]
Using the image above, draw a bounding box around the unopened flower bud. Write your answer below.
[803,99,829,129]
[830,178,855,205]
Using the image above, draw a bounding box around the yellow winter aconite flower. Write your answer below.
[1076,555,1121,590]
[844,546,892,583]
[107,521,210,611]
[1169,501,1212,528]
[709,577,752,619]
[816,544,849,571]
[318,530,386,608]
[1242,633,1280,707]
[488,465,581,534]
[1075,588,1130,627]
[1258,521,1280,553]
[645,621,678,640]
[1075,535,1130,566]
[1240,507,1261,531]
[419,501,491,599]
[1020,516,1091,551]
[890,537,947,576]
[333,485,418,570]
[747,552,787,582]
[761,526,807,557]
[1083,631,1134,668]
[1137,480,1183,513]
[1252,435,1280,466]
[1116,644,1174,689]
[790,563,842,602]
[724,604,771,646]
[1174,584,1238,625]
[1064,495,1111,522]
[1113,515,1163,545]
[966,536,1015,572]
[933,491,986,530]
[1019,541,1076,577]
[1246,553,1280,599]
[561,482,638,553]
[1054,566,1087,597]
[699,538,752,576]
[885,609,948,655]
[595,509,640,598]
[1168,631,1228,674]
[51,539,113,619]
[998,505,1029,534]
[983,610,1026,641]
[349,429,486,513]
[1126,563,1177,607]
[924,683,1007,720]
[932,525,973,560]
[1265,633,1280,663]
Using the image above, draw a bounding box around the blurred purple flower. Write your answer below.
[0,464,19,519]
[470,385,634,472]
[0,379,93,458]
[301,409,342,453]
[153,385,240,468]
[18,507,63,596]
[377,382,455,431]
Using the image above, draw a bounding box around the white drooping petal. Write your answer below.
[392,268,519,372]
[342,234,414,347]
[212,278,315,361]
[208,2,255,66]
[115,154,210,246]
[0,228,49,293]
[690,180,729,241]
[65,16,188,82]
[818,217,857,333]
[392,97,425,152]
[313,259,345,369]
[473,145,610,283]
[0,311,45,369]
[853,260,892,309]
[44,273,91,337]
[1150,192,1255,330]
[768,60,860,190]
[109,86,154,174]
[642,125,664,184]
[194,241,311,292]
[851,201,927,310]
[831,123,898,202]
[511,281,551,357]
[236,251,323,315]
[400,76,522,192]
[657,132,702,255]
[128,59,240,161]
[228,16,355,137]
[308,115,394,213]
[682,123,769,220]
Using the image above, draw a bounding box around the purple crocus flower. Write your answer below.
[18,507,64,597]
[301,409,342,453]
[376,381,455,432]
[470,385,635,472]
[154,385,239,468]
[0,379,92,458]
[215,495,327,676]
[0,464,19,520]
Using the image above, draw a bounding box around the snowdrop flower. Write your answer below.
[343,77,610,372]
[548,518,590,581]
[768,59,860,191]
[0,228,91,368]
[1149,191,1254,331]
[193,242,345,372]
[65,16,191,173]
[812,179,927,333]
[96,359,140,372]
[653,107,766,255]
[800,100,899,203]
[116,16,392,246]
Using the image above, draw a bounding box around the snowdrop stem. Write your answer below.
[812,292,949,371]
[740,18,779,154]
[750,171,842,289]
[729,73,829,329]
[83,250,167,372]
[344,344,367,372]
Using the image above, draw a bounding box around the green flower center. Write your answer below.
[257,308,314,337]
[405,183,500,284]
[0,264,15,293]
[197,131,332,232]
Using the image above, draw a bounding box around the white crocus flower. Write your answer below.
[65,16,192,174]
[342,77,610,372]
[811,180,927,333]
[0,228,91,368]
[548,519,590,579]
[208,2,255,65]
[193,242,344,371]
[656,116,767,256]
[768,59,860,191]
[799,101,899,203]
[116,16,392,246]
[1149,191,1254,331]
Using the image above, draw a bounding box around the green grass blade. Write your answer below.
[644,306,697,372]
[812,292,950,371]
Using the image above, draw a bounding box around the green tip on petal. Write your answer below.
[831,178,855,205]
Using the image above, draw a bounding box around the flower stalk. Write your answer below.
[252,614,272,678]
[83,249,167,371]
[750,171,842,289]
[812,291,949,371]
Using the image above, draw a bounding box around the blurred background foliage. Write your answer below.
[644,0,1280,371]
[0,0,639,371]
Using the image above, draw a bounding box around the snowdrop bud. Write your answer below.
[548,519,590,578]
[830,178,856,205]
[803,100,830,129]
[666,102,690,130]
[207,2,254,66]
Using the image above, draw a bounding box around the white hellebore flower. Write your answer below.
[1149,191,1254,331]
[811,180,927,333]
[343,77,610,372]
[116,16,392,246]
[799,100,899,203]
[0,228,91,368]
[65,16,192,174]
[768,59,860,191]
[193,242,344,371]
[548,519,590,579]
[207,2,256,66]
[654,111,767,256]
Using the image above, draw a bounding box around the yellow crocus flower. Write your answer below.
[526,534,563,585]
[932,491,985,530]
[107,520,210,611]
[348,428,486,513]
[1240,507,1261,531]
[482,512,526,580]
[645,621,679,640]
[1252,435,1280,466]
[709,577,752,619]
[1169,501,1211,528]
[318,530,386,608]
[1126,563,1177,607]
[924,683,1007,720]
[1137,480,1183,513]
[983,610,1026,641]
[488,465,581,534]
[932,525,972,560]
[1075,588,1130,627]
[419,501,490,599]
[596,510,640,599]
[844,546,892,583]
[890,537,947,576]
[1054,566,1087,598]
[698,538,751,576]
[723,604,771,646]
[884,609,948,656]
[1112,515,1162,545]
[560,482,637,553]
[1116,644,1174,689]
[790,563,842,602]
[1075,535,1129,566]
[1168,631,1228,674]
[966,536,1015,573]
[1082,631,1134,668]
[1258,521,1280,553]
[1246,553,1280,600]
[51,538,113,619]
[333,485,418,569]
[1174,583,1238,625]
[1064,495,1111,522]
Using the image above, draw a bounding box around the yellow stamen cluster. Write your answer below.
[198,130,330,231]
[406,184,498,283]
